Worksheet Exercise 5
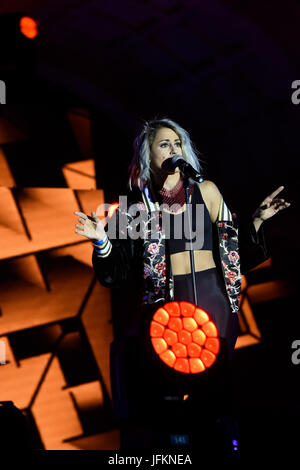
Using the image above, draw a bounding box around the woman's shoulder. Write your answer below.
[198,179,223,223]
[199,179,222,201]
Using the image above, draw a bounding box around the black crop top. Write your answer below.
[162,183,213,255]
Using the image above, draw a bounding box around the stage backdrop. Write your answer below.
[0,108,295,449]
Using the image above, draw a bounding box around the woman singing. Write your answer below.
[74,118,290,450]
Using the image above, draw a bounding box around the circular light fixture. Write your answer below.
[150,301,220,374]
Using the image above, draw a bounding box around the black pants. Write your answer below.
[173,267,240,359]
[172,267,238,417]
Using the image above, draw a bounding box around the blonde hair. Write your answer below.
[128,118,203,190]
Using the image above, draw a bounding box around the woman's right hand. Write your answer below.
[74,211,106,241]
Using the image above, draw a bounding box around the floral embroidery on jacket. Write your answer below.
[147,243,160,255]
[142,211,169,303]
[143,264,152,279]
[228,250,240,265]
[216,220,242,314]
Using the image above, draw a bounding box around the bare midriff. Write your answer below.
[170,250,216,276]
[162,190,216,276]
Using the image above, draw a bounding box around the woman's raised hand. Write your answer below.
[253,186,291,222]
[74,211,106,241]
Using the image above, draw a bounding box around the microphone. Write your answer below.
[161,155,203,182]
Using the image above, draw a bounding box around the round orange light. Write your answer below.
[150,301,220,374]
[19,16,39,39]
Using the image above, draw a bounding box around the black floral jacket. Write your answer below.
[92,181,269,316]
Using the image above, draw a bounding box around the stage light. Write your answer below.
[150,301,220,374]
[232,439,239,451]
[108,202,119,218]
[19,16,39,39]
[0,12,37,77]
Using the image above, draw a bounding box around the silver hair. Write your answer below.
[128,118,204,191]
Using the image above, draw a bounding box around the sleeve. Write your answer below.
[92,238,134,288]
[238,215,270,274]
[92,209,134,288]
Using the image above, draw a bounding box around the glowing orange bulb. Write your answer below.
[20,16,39,39]
[150,301,220,374]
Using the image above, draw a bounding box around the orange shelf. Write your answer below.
[62,159,96,190]
[0,255,94,334]
[0,149,15,187]
[0,188,104,260]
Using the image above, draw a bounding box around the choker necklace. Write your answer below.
[154,178,193,210]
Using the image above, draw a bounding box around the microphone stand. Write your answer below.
[182,175,198,306]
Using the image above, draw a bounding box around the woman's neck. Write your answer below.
[152,170,181,191]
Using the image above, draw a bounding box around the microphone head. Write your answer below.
[161,154,185,172]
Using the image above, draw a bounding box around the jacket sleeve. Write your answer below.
[92,208,135,288]
[238,215,270,274]
[92,237,134,288]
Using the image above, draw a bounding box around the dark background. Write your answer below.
[0,0,299,456]
[1,0,299,257]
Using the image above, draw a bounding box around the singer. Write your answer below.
[74,118,290,449]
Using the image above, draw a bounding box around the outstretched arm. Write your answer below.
[74,210,106,241]
[252,186,291,232]
[74,209,133,287]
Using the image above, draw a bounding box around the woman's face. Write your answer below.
[150,127,182,175]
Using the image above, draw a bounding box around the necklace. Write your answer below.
[155,178,193,211]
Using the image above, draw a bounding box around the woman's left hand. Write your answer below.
[253,186,291,222]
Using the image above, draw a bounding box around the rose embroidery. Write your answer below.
[144,264,152,279]
[155,261,166,277]
[228,251,240,264]
[147,243,160,255]
[226,270,236,285]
